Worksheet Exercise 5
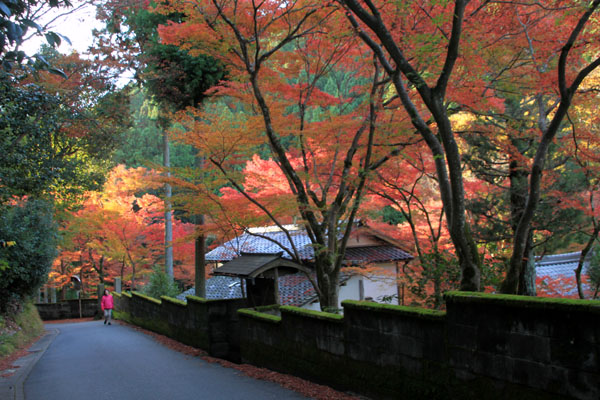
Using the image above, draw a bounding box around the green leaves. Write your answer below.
[44,31,71,48]
[0,2,12,17]
[0,200,58,312]
[21,19,42,33]
[0,0,72,72]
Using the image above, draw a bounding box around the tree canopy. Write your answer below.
[6,0,600,311]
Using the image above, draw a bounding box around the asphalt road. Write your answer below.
[24,321,307,400]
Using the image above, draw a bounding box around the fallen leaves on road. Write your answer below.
[0,335,41,377]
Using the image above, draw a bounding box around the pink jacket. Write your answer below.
[101,294,114,310]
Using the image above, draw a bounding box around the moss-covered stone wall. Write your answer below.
[112,291,247,361]
[112,290,599,399]
[239,293,600,400]
[445,291,600,399]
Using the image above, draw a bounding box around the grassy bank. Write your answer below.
[0,301,44,358]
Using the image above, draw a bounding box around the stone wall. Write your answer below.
[112,290,600,399]
[113,292,247,362]
[36,299,100,320]
[445,292,600,399]
[240,292,600,400]
[240,302,451,399]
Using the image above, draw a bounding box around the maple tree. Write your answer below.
[560,85,600,298]
[462,101,591,296]
[51,165,196,294]
[338,0,600,294]
[151,0,600,305]
[536,273,596,300]
[156,0,423,310]
[365,149,459,308]
[43,0,600,308]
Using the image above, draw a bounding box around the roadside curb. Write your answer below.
[0,327,59,400]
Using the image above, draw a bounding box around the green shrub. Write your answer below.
[0,200,58,312]
[141,267,180,299]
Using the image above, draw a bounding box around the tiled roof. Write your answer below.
[177,276,244,301]
[206,228,314,262]
[176,272,350,307]
[206,226,412,264]
[344,245,412,263]
[536,251,589,280]
[535,251,591,296]
[277,274,318,307]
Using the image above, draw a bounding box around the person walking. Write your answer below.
[101,289,114,325]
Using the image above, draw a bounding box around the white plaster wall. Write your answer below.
[302,276,362,311]
[361,263,400,304]
[301,263,401,310]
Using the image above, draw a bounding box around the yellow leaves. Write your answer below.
[579,67,600,91]
[103,164,162,198]
[449,111,476,132]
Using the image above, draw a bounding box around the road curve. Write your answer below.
[25,321,307,400]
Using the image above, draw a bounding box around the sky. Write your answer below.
[22,2,103,56]
[21,2,135,85]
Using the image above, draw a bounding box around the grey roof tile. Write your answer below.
[344,245,412,263]
[206,227,411,263]
[206,229,313,262]
[177,272,350,307]
[177,276,244,301]
[535,251,592,296]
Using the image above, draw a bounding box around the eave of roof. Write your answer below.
[212,253,311,278]
[344,245,413,264]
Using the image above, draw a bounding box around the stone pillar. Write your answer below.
[37,287,42,303]
[115,277,122,294]
[43,286,49,303]
[50,287,57,303]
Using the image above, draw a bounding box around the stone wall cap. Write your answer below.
[342,300,446,320]
[445,291,600,314]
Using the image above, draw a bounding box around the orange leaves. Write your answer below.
[103,164,163,198]
[536,274,595,299]
[54,165,197,289]
[173,105,263,172]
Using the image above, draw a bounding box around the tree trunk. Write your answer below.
[163,131,174,278]
[315,254,340,312]
[502,0,600,292]
[453,224,481,291]
[518,235,536,296]
[194,224,206,298]
[575,224,600,299]
[194,156,206,298]
[128,253,137,291]
[120,258,125,287]
[509,154,536,296]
